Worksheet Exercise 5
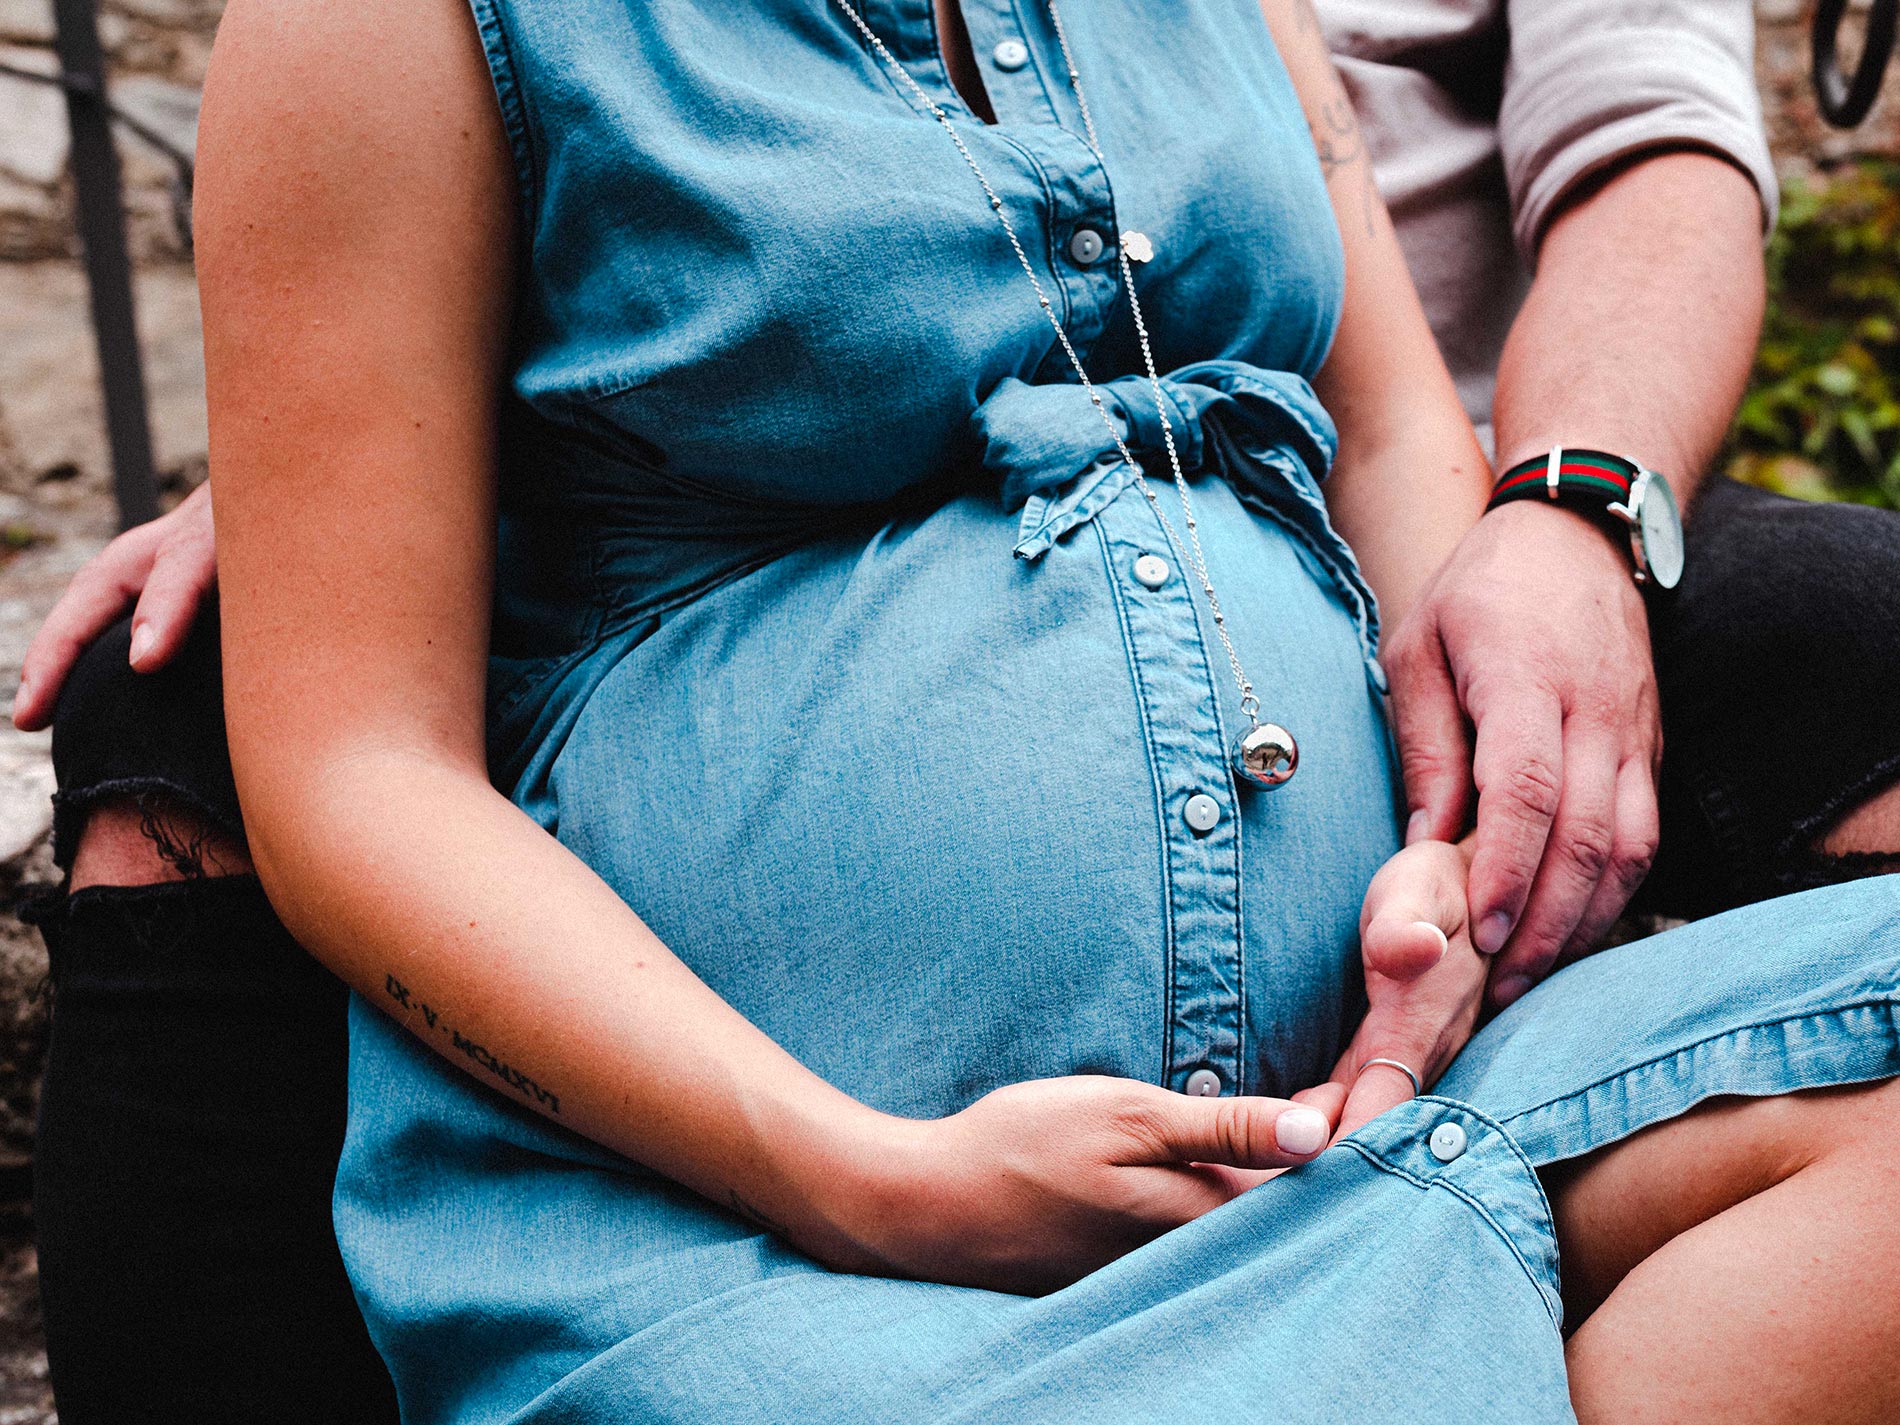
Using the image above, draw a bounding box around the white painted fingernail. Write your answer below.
[1415,921,1450,960]
[1406,811,1429,845]
[1275,1107,1330,1156]
[128,625,154,665]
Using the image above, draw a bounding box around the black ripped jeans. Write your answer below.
[22,477,1900,1422]
[23,616,398,1425]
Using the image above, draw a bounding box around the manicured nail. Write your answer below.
[1275,1107,1330,1156]
[1416,921,1450,961]
[1494,974,1534,1007]
[1475,911,1513,955]
[1406,810,1429,845]
[128,625,155,666]
[9,678,26,718]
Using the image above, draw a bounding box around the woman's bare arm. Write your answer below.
[1257,0,1492,631]
[204,0,1336,1295]
[201,0,909,1258]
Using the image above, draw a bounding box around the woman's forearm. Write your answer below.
[1259,0,1491,630]
[248,748,902,1255]
[1320,403,1490,634]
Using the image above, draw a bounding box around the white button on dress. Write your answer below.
[1184,1068,1223,1097]
[1183,793,1221,833]
[1069,228,1105,265]
[991,38,1029,71]
[1428,1122,1468,1163]
[1133,553,1171,588]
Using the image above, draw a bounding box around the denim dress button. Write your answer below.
[991,38,1029,71]
[1183,793,1222,834]
[1428,1121,1468,1162]
[1183,1068,1223,1097]
[1069,228,1105,265]
[1133,553,1171,588]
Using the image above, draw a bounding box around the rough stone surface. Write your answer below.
[0,3,1893,1420]
[0,50,65,188]
[0,0,54,45]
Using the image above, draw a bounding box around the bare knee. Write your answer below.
[68,796,254,890]
[1545,1078,1900,1326]
[1819,780,1900,857]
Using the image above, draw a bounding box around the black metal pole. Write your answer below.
[1813,0,1900,129]
[50,0,160,529]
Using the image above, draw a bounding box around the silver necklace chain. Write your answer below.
[829,0,1261,729]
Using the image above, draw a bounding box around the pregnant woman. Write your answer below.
[194,0,1899,1418]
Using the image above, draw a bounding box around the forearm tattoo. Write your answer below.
[383,972,564,1116]
[1290,0,1379,238]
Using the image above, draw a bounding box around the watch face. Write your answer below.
[1635,472,1685,589]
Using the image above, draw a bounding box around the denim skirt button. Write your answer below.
[1183,793,1221,833]
[1428,1121,1468,1163]
[992,38,1029,71]
[1183,1068,1222,1097]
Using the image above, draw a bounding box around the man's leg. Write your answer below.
[27,610,397,1425]
[1640,477,1900,917]
[1567,492,1900,1415]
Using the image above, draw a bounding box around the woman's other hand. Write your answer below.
[11,481,217,730]
[1328,838,1484,1141]
[825,1076,1339,1296]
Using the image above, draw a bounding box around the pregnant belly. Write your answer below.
[540,477,1399,1116]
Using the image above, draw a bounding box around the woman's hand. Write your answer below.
[823,1076,1340,1296]
[1328,838,1485,1141]
[810,846,1484,1295]
[12,481,218,730]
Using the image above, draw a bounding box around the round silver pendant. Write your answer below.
[1234,722,1299,789]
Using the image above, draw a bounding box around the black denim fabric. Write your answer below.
[27,605,398,1424]
[21,478,1900,1416]
[1640,478,1900,916]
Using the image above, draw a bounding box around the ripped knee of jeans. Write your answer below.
[1813,775,1900,861]
[57,782,252,890]
[1763,847,1900,900]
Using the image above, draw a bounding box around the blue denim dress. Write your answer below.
[333,2,1900,1420]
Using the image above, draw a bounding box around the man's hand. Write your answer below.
[1383,503,1661,1007]
[1328,837,1484,1140]
[11,482,217,731]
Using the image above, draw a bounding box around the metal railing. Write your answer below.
[0,0,193,530]
[1813,0,1900,128]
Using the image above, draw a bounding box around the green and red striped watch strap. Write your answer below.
[1487,447,1638,510]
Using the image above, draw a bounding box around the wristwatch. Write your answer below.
[1485,446,1686,590]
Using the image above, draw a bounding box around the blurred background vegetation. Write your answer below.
[1729,157,1900,508]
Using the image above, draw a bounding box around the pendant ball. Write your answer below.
[1234,723,1298,789]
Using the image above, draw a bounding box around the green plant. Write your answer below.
[1727,158,1900,509]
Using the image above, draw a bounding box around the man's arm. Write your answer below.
[1493,149,1766,508]
[1390,144,1768,1002]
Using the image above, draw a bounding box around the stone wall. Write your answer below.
[0,2,1895,1419]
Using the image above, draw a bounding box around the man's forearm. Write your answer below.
[1491,150,1767,509]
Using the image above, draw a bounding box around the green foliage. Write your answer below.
[0,522,47,567]
[1728,159,1900,509]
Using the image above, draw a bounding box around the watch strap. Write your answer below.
[1487,447,1641,513]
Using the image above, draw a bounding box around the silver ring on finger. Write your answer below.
[1359,1057,1423,1098]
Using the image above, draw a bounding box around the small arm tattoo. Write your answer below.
[1310,94,1378,239]
[383,971,563,1116]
